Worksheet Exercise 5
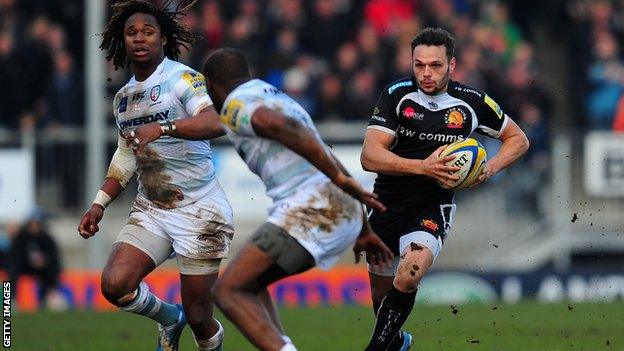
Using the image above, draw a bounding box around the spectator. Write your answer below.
[9,208,62,309]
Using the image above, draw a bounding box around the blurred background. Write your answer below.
[0,0,623,347]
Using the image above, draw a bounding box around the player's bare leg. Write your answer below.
[101,243,155,304]
[101,242,186,351]
[180,273,223,350]
[213,243,290,351]
[365,243,433,351]
[258,288,285,334]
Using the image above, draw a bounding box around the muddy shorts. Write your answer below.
[251,222,315,274]
[266,177,364,270]
[115,184,234,264]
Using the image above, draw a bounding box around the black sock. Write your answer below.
[365,287,416,351]
[387,331,404,351]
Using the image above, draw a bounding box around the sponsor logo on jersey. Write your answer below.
[118,96,128,113]
[401,106,424,120]
[428,101,439,110]
[421,219,439,231]
[183,72,206,91]
[417,133,465,143]
[484,94,504,119]
[118,110,170,130]
[371,115,386,122]
[221,99,245,130]
[150,85,161,102]
[444,108,466,129]
[132,91,146,102]
[388,80,413,94]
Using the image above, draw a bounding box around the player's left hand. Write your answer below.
[125,123,163,154]
[470,161,497,188]
[353,222,394,266]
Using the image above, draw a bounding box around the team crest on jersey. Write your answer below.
[421,219,439,232]
[484,94,504,119]
[183,72,206,91]
[428,101,439,110]
[444,108,466,129]
[221,99,245,130]
[150,85,161,102]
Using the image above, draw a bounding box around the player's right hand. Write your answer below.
[78,204,104,239]
[336,174,387,212]
[422,144,461,188]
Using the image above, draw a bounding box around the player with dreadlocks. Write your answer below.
[78,1,231,350]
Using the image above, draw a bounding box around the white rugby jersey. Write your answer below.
[113,58,217,208]
[219,79,327,201]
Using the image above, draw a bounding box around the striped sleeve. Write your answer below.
[172,70,213,116]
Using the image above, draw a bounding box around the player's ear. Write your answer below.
[161,35,167,47]
[449,57,456,74]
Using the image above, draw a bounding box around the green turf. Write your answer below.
[10,302,624,350]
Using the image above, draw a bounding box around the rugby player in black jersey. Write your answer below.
[361,27,530,351]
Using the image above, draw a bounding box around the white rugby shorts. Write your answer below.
[267,177,363,270]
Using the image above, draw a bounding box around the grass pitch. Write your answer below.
[10,301,624,350]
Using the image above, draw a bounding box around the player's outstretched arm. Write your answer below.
[78,136,136,239]
[251,106,386,211]
[125,106,225,153]
[361,129,460,187]
[471,118,529,187]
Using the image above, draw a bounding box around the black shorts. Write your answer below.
[368,204,456,256]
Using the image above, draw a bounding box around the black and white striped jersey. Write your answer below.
[367,77,509,208]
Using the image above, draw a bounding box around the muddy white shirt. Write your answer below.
[219,79,327,201]
[113,58,218,208]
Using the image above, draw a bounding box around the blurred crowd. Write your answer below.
[0,208,63,310]
[0,0,552,214]
[567,0,624,131]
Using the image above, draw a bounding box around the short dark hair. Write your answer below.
[202,48,251,86]
[410,27,455,60]
[100,0,199,70]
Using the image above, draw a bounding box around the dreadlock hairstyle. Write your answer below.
[100,0,199,70]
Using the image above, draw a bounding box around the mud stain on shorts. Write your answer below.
[136,147,184,209]
[196,208,234,255]
[282,182,359,237]
[126,216,143,228]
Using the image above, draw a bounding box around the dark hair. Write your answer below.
[202,48,251,86]
[410,27,455,61]
[100,0,199,70]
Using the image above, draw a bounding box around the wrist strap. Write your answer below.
[93,190,112,208]
[159,120,177,136]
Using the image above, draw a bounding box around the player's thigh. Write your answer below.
[394,240,435,289]
[101,242,155,293]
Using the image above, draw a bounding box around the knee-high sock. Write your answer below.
[120,281,181,326]
[365,287,416,351]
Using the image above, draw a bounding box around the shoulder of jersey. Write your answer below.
[385,77,416,97]
[448,81,486,102]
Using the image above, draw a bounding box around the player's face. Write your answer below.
[124,13,166,65]
[412,44,455,95]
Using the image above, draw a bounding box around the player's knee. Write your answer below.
[184,304,211,329]
[393,272,420,292]
[101,271,137,304]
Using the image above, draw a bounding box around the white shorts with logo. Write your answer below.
[267,177,363,270]
[115,182,234,262]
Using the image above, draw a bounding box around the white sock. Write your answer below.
[279,343,298,351]
[282,335,293,344]
[194,319,224,351]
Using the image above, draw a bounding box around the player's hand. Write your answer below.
[353,222,394,266]
[78,204,104,239]
[470,161,497,188]
[334,173,386,212]
[125,124,163,154]
[421,144,461,188]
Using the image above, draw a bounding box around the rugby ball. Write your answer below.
[437,138,487,190]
